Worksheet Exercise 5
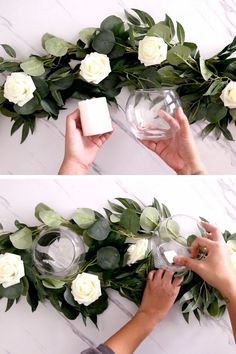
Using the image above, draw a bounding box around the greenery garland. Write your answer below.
[0,197,235,326]
[0,9,236,143]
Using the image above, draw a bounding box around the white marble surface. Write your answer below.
[0,176,235,353]
[0,0,236,175]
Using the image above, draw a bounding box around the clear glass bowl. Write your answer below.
[151,215,204,272]
[32,226,85,279]
[125,88,181,140]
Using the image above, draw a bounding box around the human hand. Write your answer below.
[174,222,236,298]
[140,107,207,175]
[59,109,113,175]
[137,269,183,326]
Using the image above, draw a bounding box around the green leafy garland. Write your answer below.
[0,197,235,326]
[0,9,236,143]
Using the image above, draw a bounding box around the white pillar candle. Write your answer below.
[78,97,113,136]
[164,250,177,264]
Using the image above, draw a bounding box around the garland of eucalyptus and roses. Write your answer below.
[0,197,235,326]
[0,9,236,143]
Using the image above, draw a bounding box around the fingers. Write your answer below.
[173,276,183,287]
[201,221,223,241]
[175,107,190,132]
[66,109,81,133]
[173,255,200,272]
[148,270,156,281]
[159,110,180,131]
[190,236,213,257]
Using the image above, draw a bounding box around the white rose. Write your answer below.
[0,253,25,288]
[127,239,148,266]
[71,272,102,306]
[220,81,236,109]
[4,72,36,107]
[227,240,236,254]
[80,52,111,84]
[138,36,168,67]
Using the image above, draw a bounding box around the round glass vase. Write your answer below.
[32,226,85,279]
[151,214,204,272]
[125,88,181,140]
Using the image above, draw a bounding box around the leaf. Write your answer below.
[0,44,16,58]
[5,298,15,312]
[79,27,97,47]
[92,30,115,54]
[38,209,64,227]
[97,246,120,270]
[167,45,191,66]
[35,203,63,225]
[64,286,79,307]
[21,122,30,144]
[230,108,236,121]
[20,57,45,76]
[32,77,49,98]
[165,14,175,39]
[41,33,54,49]
[72,208,96,229]
[176,22,185,45]
[203,80,225,96]
[201,123,216,139]
[45,37,69,57]
[140,207,160,231]
[147,23,171,42]
[0,61,20,72]
[124,10,141,26]
[199,57,213,81]
[132,9,155,27]
[51,89,64,106]
[0,283,23,299]
[206,103,227,123]
[162,204,171,218]
[14,97,39,115]
[120,209,140,234]
[219,126,234,141]
[208,299,219,317]
[116,198,141,211]
[87,217,111,241]
[100,16,123,32]
[187,235,197,247]
[37,230,60,247]
[10,227,32,249]
[41,98,59,117]
[42,278,65,289]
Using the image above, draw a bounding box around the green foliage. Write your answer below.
[0,9,235,141]
[0,198,234,325]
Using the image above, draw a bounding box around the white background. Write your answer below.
[0,0,236,175]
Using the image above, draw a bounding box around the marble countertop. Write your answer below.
[0,0,236,175]
[0,176,236,353]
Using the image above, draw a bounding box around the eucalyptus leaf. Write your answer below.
[97,246,120,270]
[72,208,96,229]
[10,227,32,249]
[42,278,65,289]
[140,207,160,232]
[20,57,45,76]
[206,103,227,123]
[176,22,185,45]
[14,97,39,115]
[79,27,97,47]
[87,217,111,241]
[45,37,69,57]
[92,30,115,54]
[0,283,23,299]
[230,109,236,121]
[120,209,140,234]
[38,210,64,227]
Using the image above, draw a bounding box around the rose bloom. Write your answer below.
[138,36,168,67]
[220,81,236,109]
[80,52,111,84]
[4,72,36,107]
[71,272,102,306]
[0,253,25,288]
[127,238,148,266]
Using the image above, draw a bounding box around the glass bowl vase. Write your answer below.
[125,88,181,140]
[151,214,204,272]
[32,226,85,279]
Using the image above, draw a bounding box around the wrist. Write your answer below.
[178,160,207,175]
[221,279,236,302]
[135,310,162,330]
[59,158,88,175]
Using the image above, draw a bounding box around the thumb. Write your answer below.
[174,255,201,273]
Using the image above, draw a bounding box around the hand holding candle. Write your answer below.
[59,106,114,175]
